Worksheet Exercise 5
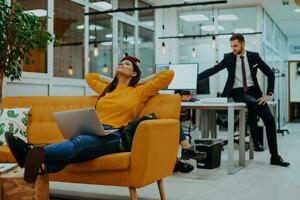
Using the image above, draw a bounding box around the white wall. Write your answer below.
[289,61,300,102]
[3,73,89,97]
[288,36,300,61]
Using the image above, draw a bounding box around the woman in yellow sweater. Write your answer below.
[5,56,204,182]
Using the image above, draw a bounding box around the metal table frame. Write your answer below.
[181,102,252,175]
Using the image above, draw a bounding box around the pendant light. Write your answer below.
[68,66,74,76]
[192,48,196,58]
[102,64,108,73]
[211,35,216,49]
[161,9,166,55]
[68,54,74,76]
[123,14,129,57]
[93,44,99,57]
[211,6,217,49]
[102,52,108,73]
[161,41,166,55]
[191,28,196,58]
[93,16,99,57]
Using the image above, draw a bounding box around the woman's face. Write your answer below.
[115,60,137,78]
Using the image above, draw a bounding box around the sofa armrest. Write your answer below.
[129,119,180,187]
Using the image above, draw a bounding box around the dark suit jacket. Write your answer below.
[198,51,275,97]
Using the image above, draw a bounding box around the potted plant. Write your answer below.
[0,0,54,102]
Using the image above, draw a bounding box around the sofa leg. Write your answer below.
[157,179,166,200]
[129,187,138,200]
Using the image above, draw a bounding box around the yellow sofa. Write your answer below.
[0,94,181,200]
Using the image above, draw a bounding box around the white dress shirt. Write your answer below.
[233,53,254,89]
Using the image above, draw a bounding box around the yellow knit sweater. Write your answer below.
[85,70,174,128]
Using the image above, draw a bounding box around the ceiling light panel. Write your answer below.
[201,25,225,31]
[234,28,255,33]
[92,1,112,10]
[180,14,209,22]
[218,14,238,21]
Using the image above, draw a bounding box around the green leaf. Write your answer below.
[0,0,55,81]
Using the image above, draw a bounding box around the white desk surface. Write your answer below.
[181,101,246,109]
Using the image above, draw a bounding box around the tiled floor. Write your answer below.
[50,123,300,200]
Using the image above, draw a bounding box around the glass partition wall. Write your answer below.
[138,27,154,78]
[8,0,155,81]
[53,0,84,79]
[262,10,288,125]
[17,0,48,74]
[178,6,288,124]
[89,12,113,76]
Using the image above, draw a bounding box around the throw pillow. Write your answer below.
[0,108,31,146]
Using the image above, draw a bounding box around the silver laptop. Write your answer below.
[53,108,118,138]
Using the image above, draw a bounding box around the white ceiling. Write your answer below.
[148,0,300,38]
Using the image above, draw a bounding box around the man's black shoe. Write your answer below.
[5,132,31,168]
[181,146,207,161]
[173,160,194,173]
[254,143,265,152]
[270,155,290,167]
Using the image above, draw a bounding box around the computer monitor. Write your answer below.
[155,63,198,90]
[197,77,210,94]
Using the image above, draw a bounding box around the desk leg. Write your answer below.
[228,106,234,175]
[202,111,209,138]
[196,109,200,130]
[239,108,246,166]
[200,111,204,138]
[211,111,217,138]
[249,135,254,160]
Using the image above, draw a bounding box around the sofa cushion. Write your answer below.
[0,145,16,163]
[0,108,30,146]
[139,94,180,120]
[65,152,131,173]
[2,96,97,145]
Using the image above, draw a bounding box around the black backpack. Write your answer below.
[119,113,156,152]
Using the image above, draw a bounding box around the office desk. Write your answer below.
[181,102,249,175]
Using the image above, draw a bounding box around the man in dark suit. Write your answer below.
[198,33,289,167]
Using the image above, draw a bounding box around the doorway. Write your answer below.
[288,61,300,122]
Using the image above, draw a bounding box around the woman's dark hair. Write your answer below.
[95,57,141,107]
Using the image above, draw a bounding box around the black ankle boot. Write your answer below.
[5,132,31,168]
[173,160,194,173]
[23,147,46,183]
[181,146,207,161]
[270,155,290,167]
[253,142,265,152]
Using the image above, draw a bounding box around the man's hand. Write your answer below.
[257,95,271,105]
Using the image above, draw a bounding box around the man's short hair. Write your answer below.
[230,33,245,43]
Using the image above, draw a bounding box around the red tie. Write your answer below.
[240,56,247,92]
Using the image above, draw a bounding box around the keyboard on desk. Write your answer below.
[181,98,199,102]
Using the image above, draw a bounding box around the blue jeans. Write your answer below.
[179,125,186,142]
[43,126,122,173]
[44,125,186,173]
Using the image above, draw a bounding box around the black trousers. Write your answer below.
[231,87,278,156]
